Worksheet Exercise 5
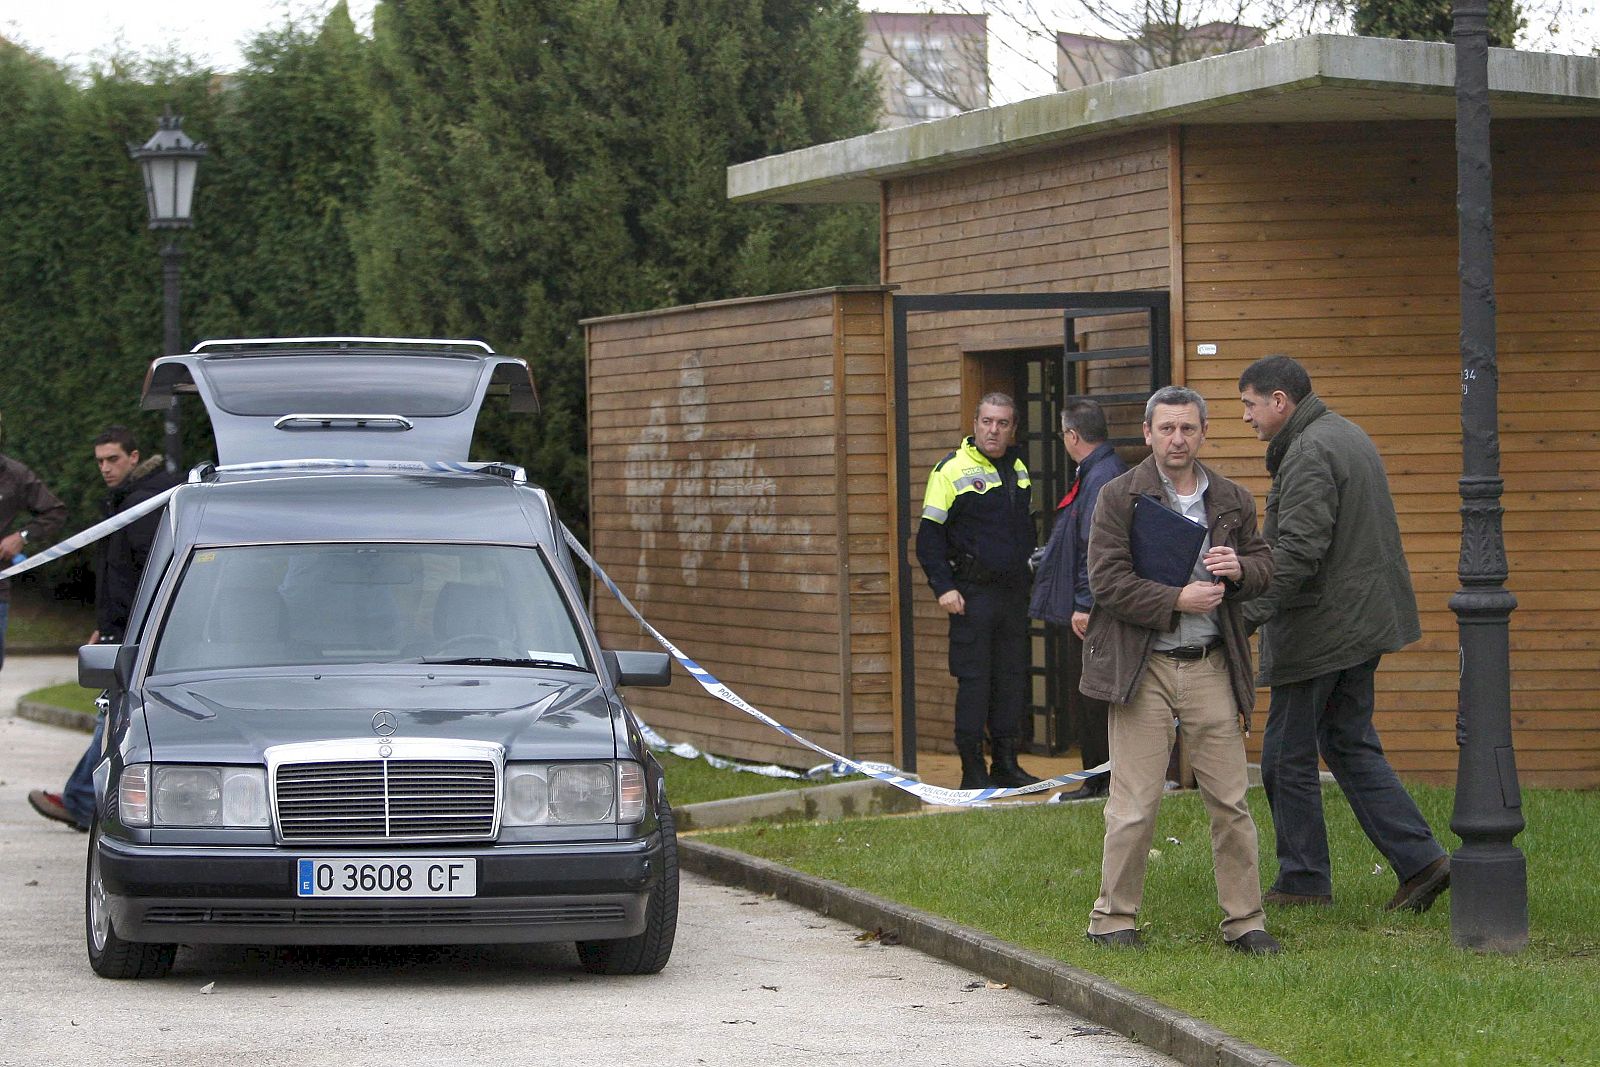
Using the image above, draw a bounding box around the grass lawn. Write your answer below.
[22,682,100,716]
[660,751,856,806]
[4,586,93,650]
[710,784,1595,1067]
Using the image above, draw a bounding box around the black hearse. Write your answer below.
[79,338,676,978]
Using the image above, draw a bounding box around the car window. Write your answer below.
[203,354,481,416]
[149,543,589,672]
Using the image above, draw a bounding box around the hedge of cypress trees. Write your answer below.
[0,0,879,595]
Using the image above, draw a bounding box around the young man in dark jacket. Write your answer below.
[1238,355,1449,913]
[1029,399,1127,798]
[29,428,178,830]
[917,393,1040,789]
[1081,386,1280,954]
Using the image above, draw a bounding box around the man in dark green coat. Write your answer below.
[1238,355,1449,914]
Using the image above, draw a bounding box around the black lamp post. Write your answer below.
[1447,0,1528,953]
[129,107,206,475]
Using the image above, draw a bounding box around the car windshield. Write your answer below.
[149,543,590,672]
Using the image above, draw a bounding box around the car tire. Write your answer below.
[85,828,176,979]
[575,806,679,975]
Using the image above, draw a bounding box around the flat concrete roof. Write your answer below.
[729,34,1600,204]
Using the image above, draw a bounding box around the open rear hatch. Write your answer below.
[142,337,539,464]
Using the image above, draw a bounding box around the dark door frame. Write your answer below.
[891,291,1171,772]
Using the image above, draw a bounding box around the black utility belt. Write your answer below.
[1155,640,1222,660]
[948,552,1020,585]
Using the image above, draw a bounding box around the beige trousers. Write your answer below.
[1087,648,1267,941]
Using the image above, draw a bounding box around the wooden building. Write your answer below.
[584,288,901,766]
[588,35,1600,786]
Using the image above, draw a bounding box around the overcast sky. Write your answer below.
[3,0,1595,106]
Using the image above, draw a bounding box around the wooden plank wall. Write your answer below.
[584,289,896,767]
[1181,118,1600,788]
[886,129,1173,754]
[837,291,902,762]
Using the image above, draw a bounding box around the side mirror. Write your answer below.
[603,650,672,688]
[79,643,139,690]
[79,644,119,689]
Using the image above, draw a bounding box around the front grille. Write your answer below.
[144,903,627,928]
[275,758,498,842]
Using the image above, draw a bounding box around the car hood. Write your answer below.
[138,670,620,764]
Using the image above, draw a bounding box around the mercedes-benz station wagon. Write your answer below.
[78,339,678,978]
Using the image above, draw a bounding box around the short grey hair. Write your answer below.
[1143,386,1207,425]
[975,392,1017,420]
[1060,399,1109,443]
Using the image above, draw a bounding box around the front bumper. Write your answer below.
[98,833,665,946]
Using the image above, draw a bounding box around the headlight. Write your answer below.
[503,761,645,826]
[504,767,550,825]
[119,764,268,828]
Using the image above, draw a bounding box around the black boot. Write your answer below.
[956,739,994,790]
[1056,771,1109,801]
[989,737,1041,788]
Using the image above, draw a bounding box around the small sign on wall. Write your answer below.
[1196,343,1218,356]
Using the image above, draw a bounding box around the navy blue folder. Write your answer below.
[1130,494,1207,587]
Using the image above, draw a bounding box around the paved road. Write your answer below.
[0,656,1175,1067]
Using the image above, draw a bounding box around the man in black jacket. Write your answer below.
[917,393,1040,789]
[29,428,178,830]
[1029,399,1127,799]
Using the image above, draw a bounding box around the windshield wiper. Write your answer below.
[416,656,590,671]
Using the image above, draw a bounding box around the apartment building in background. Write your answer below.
[1056,22,1265,90]
[862,12,988,127]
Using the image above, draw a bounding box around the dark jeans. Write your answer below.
[1261,655,1445,895]
[948,583,1028,745]
[1067,627,1109,772]
[62,714,103,829]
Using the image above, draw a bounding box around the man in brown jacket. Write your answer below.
[0,446,68,673]
[1080,386,1280,954]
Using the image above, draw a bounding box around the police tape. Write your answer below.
[560,526,1106,806]
[0,457,1105,807]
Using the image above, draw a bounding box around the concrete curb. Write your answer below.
[16,700,95,733]
[674,777,922,830]
[681,838,1295,1067]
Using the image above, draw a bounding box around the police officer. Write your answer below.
[916,392,1040,789]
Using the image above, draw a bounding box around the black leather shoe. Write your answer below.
[1085,929,1142,948]
[1386,856,1450,913]
[1264,889,1332,907]
[1224,929,1283,955]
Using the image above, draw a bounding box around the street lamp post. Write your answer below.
[129,107,206,475]
[1448,0,1528,953]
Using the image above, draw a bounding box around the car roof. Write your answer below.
[143,338,539,465]
[167,468,559,548]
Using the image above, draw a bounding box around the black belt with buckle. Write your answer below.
[1157,641,1221,660]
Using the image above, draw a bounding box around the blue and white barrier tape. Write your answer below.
[0,486,179,583]
[562,526,1106,806]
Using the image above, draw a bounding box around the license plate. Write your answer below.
[297,858,477,898]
